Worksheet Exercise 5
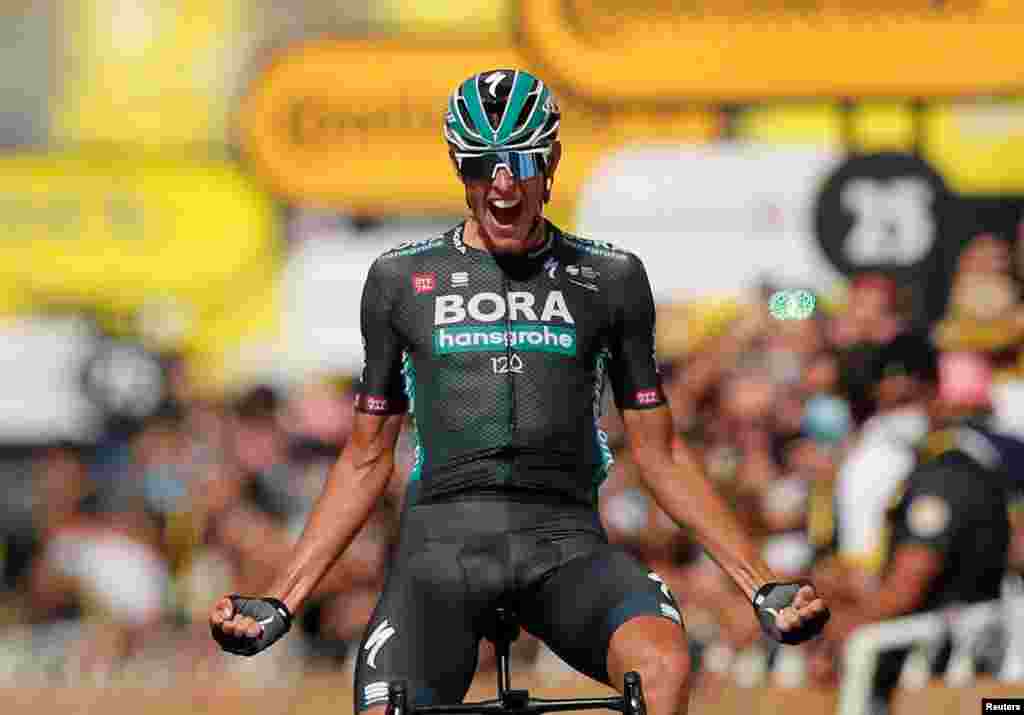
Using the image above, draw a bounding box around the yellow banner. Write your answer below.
[518,0,1024,102]
[54,0,247,146]
[237,40,717,221]
[733,98,1024,194]
[0,154,281,384]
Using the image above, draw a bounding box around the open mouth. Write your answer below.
[488,197,524,227]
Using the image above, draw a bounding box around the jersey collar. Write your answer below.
[526,220,555,258]
[453,219,555,258]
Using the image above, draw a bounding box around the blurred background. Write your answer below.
[1,1,1023,714]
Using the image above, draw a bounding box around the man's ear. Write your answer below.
[449,150,462,180]
[544,141,562,203]
[548,141,562,176]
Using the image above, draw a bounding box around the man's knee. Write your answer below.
[607,616,691,694]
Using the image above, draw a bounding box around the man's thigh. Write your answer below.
[518,544,684,684]
[353,541,481,713]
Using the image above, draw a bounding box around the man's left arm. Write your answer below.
[623,405,772,599]
[606,253,828,640]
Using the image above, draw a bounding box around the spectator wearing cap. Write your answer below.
[817,334,937,593]
[828,273,910,425]
[934,234,1024,381]
[821,334,1011,707]
[26,443,171,678]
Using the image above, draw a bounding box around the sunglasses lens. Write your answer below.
[458,151,547,181]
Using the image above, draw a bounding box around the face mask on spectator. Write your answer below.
[802,394,852,446]
[143,464,189,514]
[875,407,930,445]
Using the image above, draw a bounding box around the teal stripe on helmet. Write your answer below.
[461,75,495,145]
[515,84,550,139]
[448,91,482,146]
[493,72,534,146]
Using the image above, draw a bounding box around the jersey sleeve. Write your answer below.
[606,254,667,411]
[354,258,410,415]
[889,465,964,556]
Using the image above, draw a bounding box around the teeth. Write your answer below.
[490,198,521,208]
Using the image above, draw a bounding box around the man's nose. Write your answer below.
[492,166,516,192]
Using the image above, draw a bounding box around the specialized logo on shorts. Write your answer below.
[433,291,577,356]
[648,572,674,601]
[364,619,395,669]
[660,603,682,625]
[413,273,436,294]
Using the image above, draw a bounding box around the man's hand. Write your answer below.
[209,595,292,656]
[753,581,830,645]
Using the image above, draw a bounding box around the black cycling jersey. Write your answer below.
[354,219,666,506]
[888,425,1010,611]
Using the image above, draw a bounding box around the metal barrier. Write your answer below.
[837,590,1024,715]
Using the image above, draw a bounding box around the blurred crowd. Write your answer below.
[1,231,1022,697]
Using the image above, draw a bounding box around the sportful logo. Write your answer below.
[433,291,576,356]
[364,619,395,669]
[566,265,599,280]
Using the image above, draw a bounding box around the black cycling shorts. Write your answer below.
[353,498,684,712]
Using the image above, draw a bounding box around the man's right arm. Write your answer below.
[211,254,409,646]
[209,411,403,644]
[266,410,404,614]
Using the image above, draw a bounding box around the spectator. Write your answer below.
[820,334,937,593]
[25,443,171,678]
[934,233,1024,380]
[829,273,909,425]
[820,337,1011,709]
[205,382,395,664]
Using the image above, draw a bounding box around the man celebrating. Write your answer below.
[210,70,829,715]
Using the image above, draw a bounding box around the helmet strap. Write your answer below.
[543,176,553,204]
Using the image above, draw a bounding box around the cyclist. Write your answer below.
[210,70,829,715]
